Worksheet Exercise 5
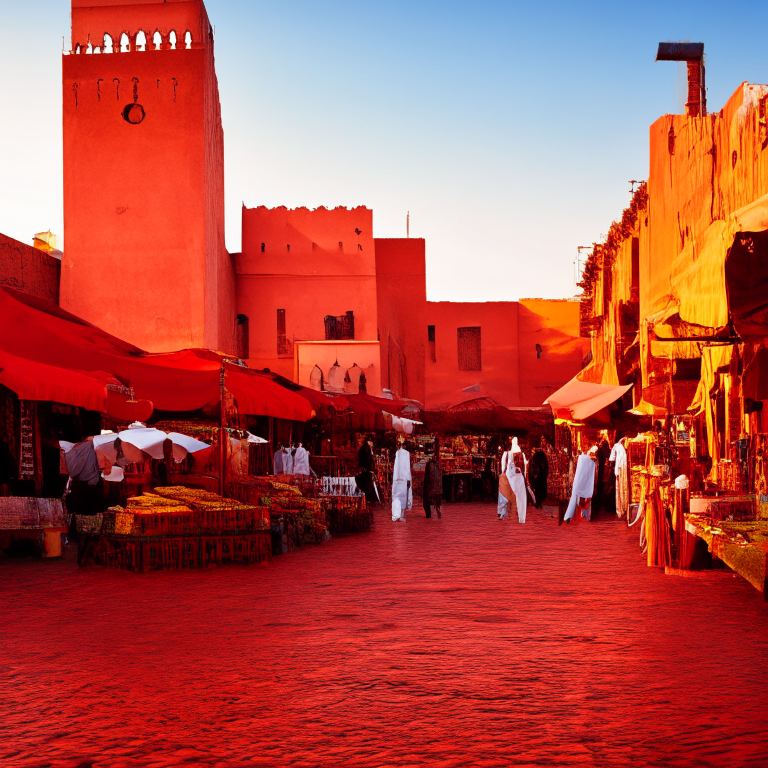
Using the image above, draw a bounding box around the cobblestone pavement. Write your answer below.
[2,502,768,767]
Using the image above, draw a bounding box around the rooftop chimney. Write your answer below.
[656,42,706,117]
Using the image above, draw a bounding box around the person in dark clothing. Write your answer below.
[422,438,444,518]
[593,439,611,519]
[0,437,16,497]
[355,435,379,504]
[529,441,549,509]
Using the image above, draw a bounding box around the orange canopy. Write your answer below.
[545,376,632,421]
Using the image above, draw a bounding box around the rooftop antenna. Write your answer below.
[406,211,410,238]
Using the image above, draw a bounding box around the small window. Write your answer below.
[277,309,288,355]
[427,325,436,363]
[338,241,343,250]
[457,327,481,371]
[261,242,265,252]
[536,343,543,359]
[286,244,290,252]
[236,314,249,359]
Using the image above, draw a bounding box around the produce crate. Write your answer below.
[76,513,104,534]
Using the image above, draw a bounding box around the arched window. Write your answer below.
[153,31,162,50]
[86,41,93,54]
[169,30,177,50]
[184,30,192,49]
[103,33,113,53]
[135,31,147,51]
[120,32,130,52]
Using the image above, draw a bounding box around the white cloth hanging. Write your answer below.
[282,448,294,475]
[391,448,412,520]
[293,445,311,475]
[273,450,284,474]
[564,452,596,521]
[609,441,627,475]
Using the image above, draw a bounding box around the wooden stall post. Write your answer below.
[219,363,226,497]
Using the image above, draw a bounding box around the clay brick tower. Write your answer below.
[61,0,234,353]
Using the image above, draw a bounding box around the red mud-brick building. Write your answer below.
[425,299,587,409]
[0,233,61,304]
[11,0,586,409]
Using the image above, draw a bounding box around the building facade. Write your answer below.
[48,0,586,407]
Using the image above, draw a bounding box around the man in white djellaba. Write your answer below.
[497,437,527,523]
[391,439,412,522]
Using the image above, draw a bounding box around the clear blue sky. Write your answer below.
[1,1,767,301]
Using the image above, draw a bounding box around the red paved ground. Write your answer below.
[2,502,768,767]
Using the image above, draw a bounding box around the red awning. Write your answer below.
[545,375,632,421]
[225,366,315,422]
[0,349,108,411]
[0,288,315,420]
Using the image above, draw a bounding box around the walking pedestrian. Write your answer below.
[498,437,527,523]
[355,434,379,504]
[529,436,549,509]
[423,437,443,519]
[391,438,412,522]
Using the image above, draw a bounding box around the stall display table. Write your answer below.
[685,515,768,597]
[0,497,67,557]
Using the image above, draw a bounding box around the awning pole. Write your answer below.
[219,362,226,497]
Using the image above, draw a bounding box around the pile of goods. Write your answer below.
[545,446,572,502]
[227,476,329,552]
[78,487,270,572]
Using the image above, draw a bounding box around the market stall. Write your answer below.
[78,486,271,572]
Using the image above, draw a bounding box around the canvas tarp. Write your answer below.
[545,375,632,422]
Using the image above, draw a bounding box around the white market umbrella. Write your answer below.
[166,431,211,462]
[118,427,168,460]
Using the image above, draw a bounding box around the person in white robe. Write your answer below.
[609,436,629,518]
[497,437,527,523]
[293,443,311,477]
[391,442,412,521]
[563,446,597,523]
[273,447,284,475]
[281,446,294,475]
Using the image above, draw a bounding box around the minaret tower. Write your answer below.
[61,0,234,353]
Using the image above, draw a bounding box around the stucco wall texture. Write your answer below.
[236,206,378,379]
[0,234,61,304]
[374,238,427,403]
[425,300,585,410]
